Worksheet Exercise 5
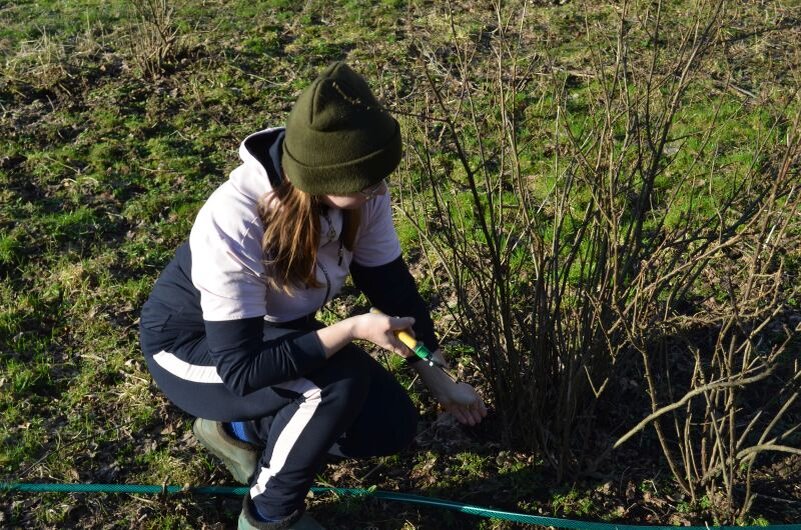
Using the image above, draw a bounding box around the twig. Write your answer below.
[610,369,774,452]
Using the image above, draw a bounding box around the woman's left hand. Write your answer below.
[415,349,487,426]
[435,380,487,426]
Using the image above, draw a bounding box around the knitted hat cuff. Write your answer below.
[282,121,401,195]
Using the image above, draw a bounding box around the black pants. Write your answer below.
[140,318,418,517]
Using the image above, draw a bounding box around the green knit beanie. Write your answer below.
[282,61,402,195]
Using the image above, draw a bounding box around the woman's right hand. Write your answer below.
[351,313,415,358]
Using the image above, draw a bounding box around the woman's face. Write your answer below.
[319,180,388,210]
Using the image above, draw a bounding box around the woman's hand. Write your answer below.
[434,380,487,426]
[414,349,487,426]
[316,313,414,359]
[351,313,416,358]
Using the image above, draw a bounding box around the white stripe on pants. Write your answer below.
[250,378,322,500]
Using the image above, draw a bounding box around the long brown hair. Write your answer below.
[259,180,322,293]
[258,180,362,294]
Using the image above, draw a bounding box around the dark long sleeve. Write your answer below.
[205,317,327,396]
[350,256,439,352]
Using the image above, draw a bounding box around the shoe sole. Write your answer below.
[193,419,257,485]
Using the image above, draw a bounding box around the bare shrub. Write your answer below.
[397,0,800,518]
[125,0,182,79]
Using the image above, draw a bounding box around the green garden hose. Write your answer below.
[1,482,798,529]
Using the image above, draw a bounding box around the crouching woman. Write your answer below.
[139,62,486,530]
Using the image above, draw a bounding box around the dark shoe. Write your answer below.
[238,494,325,530]
[192,418,258,484]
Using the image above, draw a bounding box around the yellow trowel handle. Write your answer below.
[369,307,425,356]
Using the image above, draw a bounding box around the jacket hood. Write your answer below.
[228,127,285,202]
